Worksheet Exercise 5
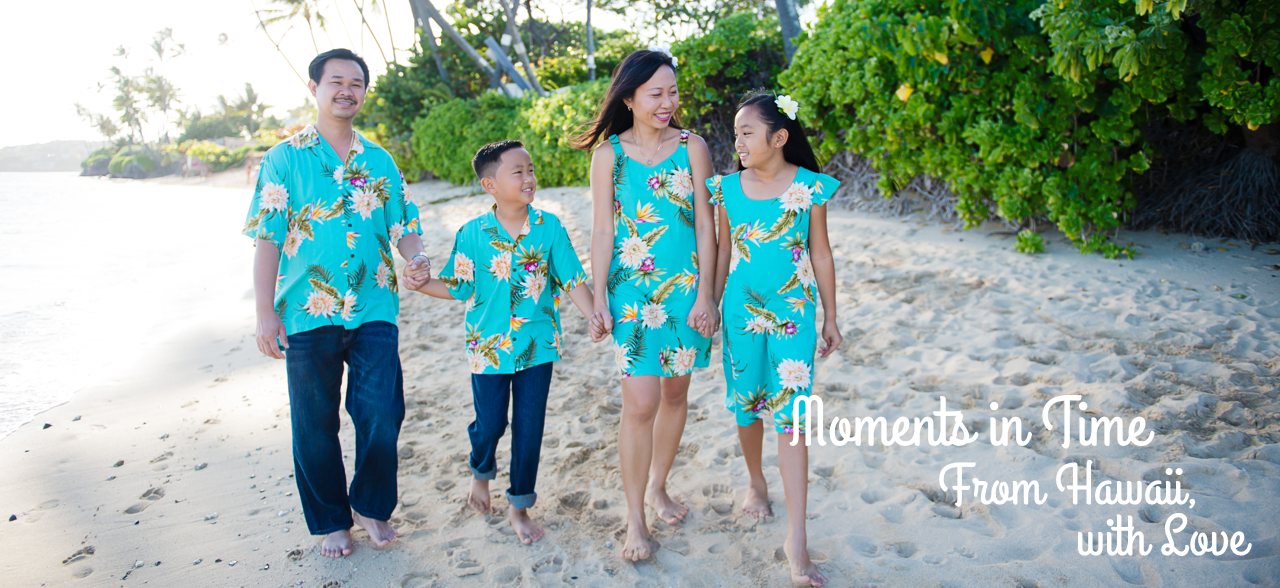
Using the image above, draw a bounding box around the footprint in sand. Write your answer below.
[124,487,165,514]
[400,572,442,588]
[531,554,563,574]
[492,565,520,584]
[62,545,95,565]
[557,490,590,514]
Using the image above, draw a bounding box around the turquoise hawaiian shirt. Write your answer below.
[437,205,588,374]
[242,124,422,335]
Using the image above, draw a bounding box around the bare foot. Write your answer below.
[620,522,654,561]
[784,534,827,587]
[320,529,353,558]
[645,483,689,525]
[508,507,545,545]
[468,479,491,514]
[743,481,773,520]
[352,511,397,548]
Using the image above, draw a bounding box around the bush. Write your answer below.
[783,0,1143,257]
[81,147,115,176]
[411,92,524,185]
[672,11,787,173]
[181,140,251,172]
[108,145,159,179]
[538,33,641,90]
[516,80,607,186]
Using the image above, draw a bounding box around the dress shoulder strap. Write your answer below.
[679,129,690,145]
[608,134,624,157]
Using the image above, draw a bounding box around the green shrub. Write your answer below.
[81,147,115,176]
[1015,229,1045,254]
[181,140,250,172]
[537,33,641,90]
[108,145,158,178]
[516,80,607,186]
[411,92,524,185]
[672,11,787,172]
[782,0,1145,256]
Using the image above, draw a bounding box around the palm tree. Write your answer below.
[259,0,327,53]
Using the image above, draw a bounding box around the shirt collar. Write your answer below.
[484,204,543,239]
[289,123,366,161]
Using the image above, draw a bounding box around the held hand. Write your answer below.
[256,314,288,360]
[402,262,430,292]
[688,297,719,338]
[592,299,613,340]
[818,319,843,358]
[588,316,607,342]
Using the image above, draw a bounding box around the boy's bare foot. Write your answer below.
[508,507,545,545]
[784,534,827,587]
[645,483,689,525]
[320,529,353,558]
[743,481,773,520]
[352,511,397,548]
[620,522,655,561]
[468,479,491,514]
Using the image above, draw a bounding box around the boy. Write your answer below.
[405,140,601,543]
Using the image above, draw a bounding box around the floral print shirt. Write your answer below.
[242,124,422,335]
[437,205,588,374]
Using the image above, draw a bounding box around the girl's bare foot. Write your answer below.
[784,534,827,587]
[468,479,491,514]
[352,511,397,547]
[508,507,545,544]
[645,483,689,525]
[320,529,353,558]
[743,481,772,520]
[620,521,655,561]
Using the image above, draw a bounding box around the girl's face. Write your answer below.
[733,105,784,169]
[624,65,679,131]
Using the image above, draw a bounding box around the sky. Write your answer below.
[0,1,810,149]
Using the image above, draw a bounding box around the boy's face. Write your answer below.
[483,147,536,206]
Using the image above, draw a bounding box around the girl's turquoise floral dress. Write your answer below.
[606,130,711,378]
[706,167,840,434]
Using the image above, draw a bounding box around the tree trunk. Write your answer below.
[498,0,546,96]
[352,0,390,66]
[407,0,452,92]
[587,0,596,81]
[775,0,801,64]
[407,0,502,91]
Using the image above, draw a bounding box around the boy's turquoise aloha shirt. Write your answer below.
[242,124,422,335]
[436,205,588,375]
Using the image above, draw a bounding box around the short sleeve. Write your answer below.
[811,172,841,207]
[383,165,422,246]
[242,148,289,248]
[705,175,724,207]
[436,226,476,301]
[548,221,587,294]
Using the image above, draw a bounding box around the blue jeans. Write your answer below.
[284,321,405,535]
[469,361,553,509]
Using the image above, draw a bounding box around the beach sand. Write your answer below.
[0,177,1276,586]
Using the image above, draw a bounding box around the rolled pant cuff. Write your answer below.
[471,467,497,481]
[507,491,537,510]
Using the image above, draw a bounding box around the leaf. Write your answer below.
[612,153,626,187]
[515,338,538,370]
[607,266,634,294]
[777,272,802,295]
[649,275,683,304]
[745,303,780,325]
[641,225,669,247]
[309,278,340,300]
[307,264,334,284]
[347,262,367,293]
[766,389,795,413]
[678,206,695,228]
[624,325,647,362]
[490,239,518,254]
[760,211,797,242]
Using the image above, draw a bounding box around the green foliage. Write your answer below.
[516,80,608,186]
[537,32,641,90]
[672,11,787,172]
[1015,229,1044,254]
[358,40,457,179]
[108,145,158,178]
[181,140,252,172]
[411,92,524,185]
[782,0,1140,255]
[81,147,116,176]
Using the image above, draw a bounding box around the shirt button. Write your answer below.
[347,223,352,227]
[350,254,355,258]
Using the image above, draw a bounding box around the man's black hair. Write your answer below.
[308,48,370,85]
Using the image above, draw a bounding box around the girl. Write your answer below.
[575,48,720,562]
[708,92,842,587]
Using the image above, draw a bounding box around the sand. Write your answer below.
[0,175,1276,587]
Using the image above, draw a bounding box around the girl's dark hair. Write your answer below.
[574,50,682,150]
[736,91,821,173]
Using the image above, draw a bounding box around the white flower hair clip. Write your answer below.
[648,45,678,68]
[775,95,799,120]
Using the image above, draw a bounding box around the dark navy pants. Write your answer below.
[468,361,553,509]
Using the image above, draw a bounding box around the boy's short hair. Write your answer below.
[472,140,525,180]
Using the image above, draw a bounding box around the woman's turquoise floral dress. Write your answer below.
[606,130,711,378]
[706,167,840,434]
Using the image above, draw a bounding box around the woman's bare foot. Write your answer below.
[620,521,655,561]
[468,479,491,514]
[508,507,545,545]
[645,483,689,525]
[743,481,772,520]
[320,529,353,558]
[784,534,827,587]
[352,511,397,548]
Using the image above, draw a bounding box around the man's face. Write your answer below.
[308,59,366,121]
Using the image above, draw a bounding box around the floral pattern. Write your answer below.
[707,167,839,434]
[242,124,420,335]
[606,130,711,377]
[438,206,587,374]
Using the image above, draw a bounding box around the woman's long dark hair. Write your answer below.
[736,91,821,173]
[574,49,683,150]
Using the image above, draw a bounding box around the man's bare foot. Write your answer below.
[645,483,689,525]
[784,534,827,587]
[743,481,773,520]
[320,529,353,558]
[620,521,654,561]
[352,511,397,548]
[508,507,545,545]
[468,479,491,514]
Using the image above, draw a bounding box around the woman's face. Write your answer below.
[733,105,783,169]
[625,65,679,131]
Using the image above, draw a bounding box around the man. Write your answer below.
[243,48,431,558]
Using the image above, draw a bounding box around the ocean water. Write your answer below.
[0,172,251,438]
